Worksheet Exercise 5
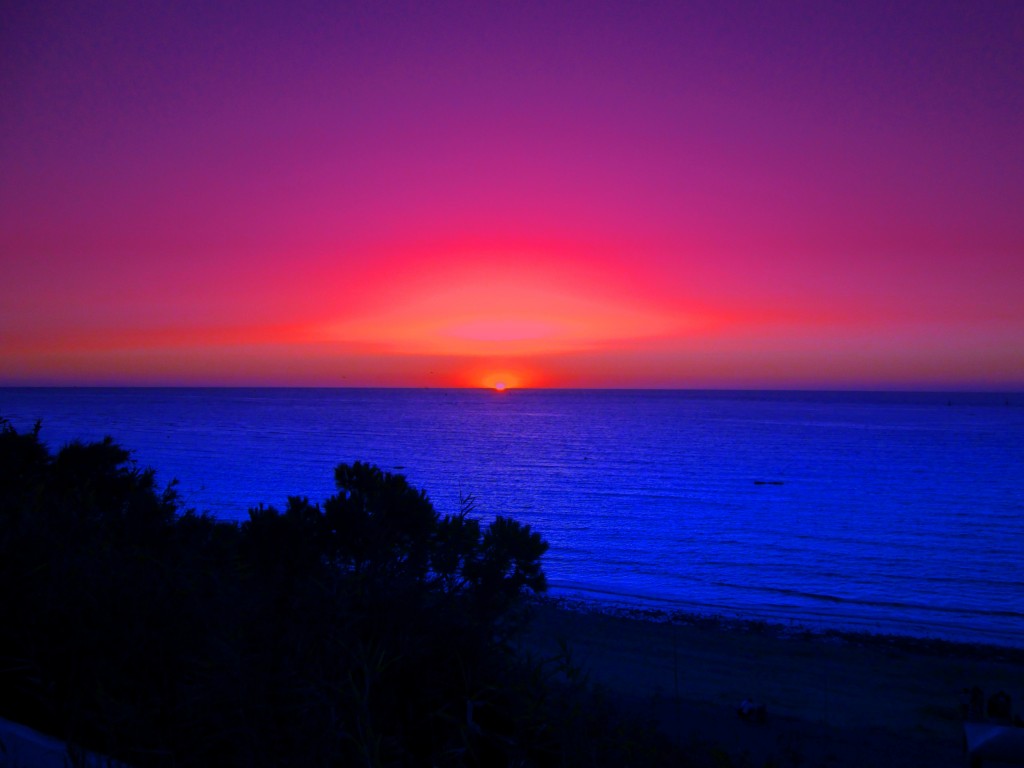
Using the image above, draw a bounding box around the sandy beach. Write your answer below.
[519,599,1024,767]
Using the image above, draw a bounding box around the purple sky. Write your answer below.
[2,1,1022,388]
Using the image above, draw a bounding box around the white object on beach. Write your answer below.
[0,716,130,768]
[964,722,1024,766]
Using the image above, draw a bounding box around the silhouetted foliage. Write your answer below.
[0,419,685,766]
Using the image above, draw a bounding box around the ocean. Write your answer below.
[2,387,1022,646]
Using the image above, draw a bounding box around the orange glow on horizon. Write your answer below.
[317,247,685,358]
[2,239,1021,390]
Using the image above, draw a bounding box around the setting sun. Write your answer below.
[476,370,527,390]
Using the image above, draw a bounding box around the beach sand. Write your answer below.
[518,599,1024,767]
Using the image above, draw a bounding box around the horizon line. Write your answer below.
[2,383,1022,395]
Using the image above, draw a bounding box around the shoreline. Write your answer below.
[545,584,1024,651]
[520,596,1024,767]
[536,594,1024,660]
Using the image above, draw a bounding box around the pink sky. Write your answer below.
[2,1,1022,388]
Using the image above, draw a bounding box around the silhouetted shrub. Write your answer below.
[0,419,689,767]
[0,421,556,766]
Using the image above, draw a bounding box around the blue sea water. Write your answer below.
[2,387,1022,646]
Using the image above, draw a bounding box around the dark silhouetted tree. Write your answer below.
[0,421,558,766]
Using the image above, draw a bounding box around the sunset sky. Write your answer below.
[2,1,1022,389]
